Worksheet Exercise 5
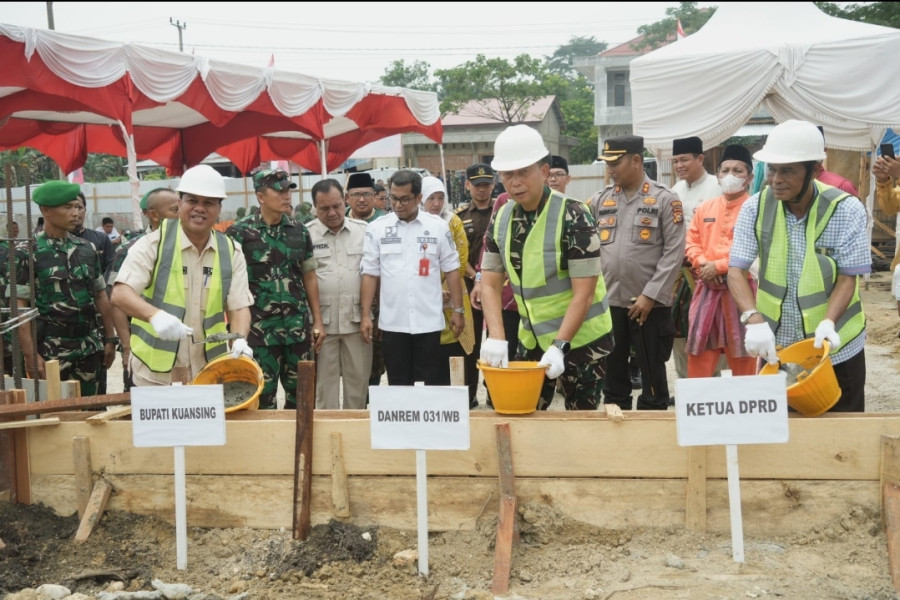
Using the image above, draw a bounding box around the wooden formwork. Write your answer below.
[15,409,900,537]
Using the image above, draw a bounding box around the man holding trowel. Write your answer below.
[111,165,254,387]
[226,168,324,409]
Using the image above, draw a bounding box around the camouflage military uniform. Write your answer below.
[483,188,613,410]
[14,233,106,396]
[227,213,317,408]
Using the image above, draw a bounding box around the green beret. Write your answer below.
[33,180,81,207]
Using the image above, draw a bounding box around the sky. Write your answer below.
[0,2,687,83]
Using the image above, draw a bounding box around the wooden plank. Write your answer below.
[449,356,465,387]
[26,414,900,481]
[292,360,315,540]
[73,435,93,519]
[886,482,900,593]
[0,391,17,502]
[331,432,350,518]
[874,217,897,238]
[0,417,60,430]
[73,478,113,543]
[491,422,516,596]
[29,474,880,536]
[0,392,129,418]
[45,360,61,401]
[86,406,131,425]
[685,446,707,531]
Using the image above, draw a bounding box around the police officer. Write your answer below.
[480,125,614,411]
[111,165,254,386]
[455,162,496,406]
[728,120,870,412]
[226,168,324,409]
[14,180,116,396]
[591,135,686,410]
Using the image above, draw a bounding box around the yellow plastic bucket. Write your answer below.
[477,361,547,414]
[190,354,264,413]
[759,339,839,417]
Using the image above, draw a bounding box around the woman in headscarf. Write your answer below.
[421,176,477,405]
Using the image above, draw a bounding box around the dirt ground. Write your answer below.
[2,272,900,600]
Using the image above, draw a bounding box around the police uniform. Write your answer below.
[14,181,112,396]
[455,163,496,403]
[227,210,317,409]
[590,135,686,410]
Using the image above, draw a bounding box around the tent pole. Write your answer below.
[319,141,327,177]
[118,121,142,231]
[439,144,447,184]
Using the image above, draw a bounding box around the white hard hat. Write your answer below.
[176,164,226,199]
[753,120,826,164]
[491,125,550,172]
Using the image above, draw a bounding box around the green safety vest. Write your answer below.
[131,219,234,372]
[755,182,865,353]
[494,191,612,350]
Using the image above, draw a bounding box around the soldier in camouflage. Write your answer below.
[13,181,116,396]
[227,169,324,408]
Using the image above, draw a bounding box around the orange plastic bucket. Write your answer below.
[759,339,839,417]
[190,354,264,413]
[477,361,547,414]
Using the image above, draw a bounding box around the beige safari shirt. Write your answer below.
[116,221,254,384]
[306,217,369,335]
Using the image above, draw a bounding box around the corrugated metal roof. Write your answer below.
[733,123,775,137]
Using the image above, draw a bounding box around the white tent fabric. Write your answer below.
[630,2,900,155]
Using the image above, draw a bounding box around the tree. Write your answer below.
[544,35,607,76]
[633,2,716,51]
[436,54,547,123]
[82,154,128,182]
[816,1,900,28]
[379,59,437,92]
[0,148,57,189]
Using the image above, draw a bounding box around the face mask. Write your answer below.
[719,173,746,194]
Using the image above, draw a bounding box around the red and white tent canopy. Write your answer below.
[0,24,442,176]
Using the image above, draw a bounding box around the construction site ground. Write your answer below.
[1,270,900,600]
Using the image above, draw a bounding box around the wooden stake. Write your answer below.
[0,417,60,430]
[331,432,351,518]
[491,422,517,596]
[74,478,112,543]
[86,406,132,425]
[449,356,465,387]
[292,360,315,540]
[45,360,61,401]
[685,446,707,532]
[73,436,93,520]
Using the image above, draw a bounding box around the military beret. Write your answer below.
[466,163,494,182]
[672,136,703,156]
[33,180,81,207]
[598,135,645,162]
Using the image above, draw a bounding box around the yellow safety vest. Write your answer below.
[494,190,612,350]
[131,219,234,372]
[755,182,865,353]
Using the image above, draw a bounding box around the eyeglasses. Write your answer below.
[390,195,417,205]
[548,170,568,179]
[348,191,375,199]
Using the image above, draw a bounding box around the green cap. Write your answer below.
[252,169,297,191]
[33,180,81,207]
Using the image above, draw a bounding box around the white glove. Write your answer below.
[813,319,840,350]
[150,310,193,341]
[744,321,778,365]
[231,337,253,359]
[539,345,565,379]
[480,337,509,368]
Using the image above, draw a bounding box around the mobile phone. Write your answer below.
[882,143,896,159]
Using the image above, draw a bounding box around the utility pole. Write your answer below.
[46,1,54,29]
[169,18,186,52]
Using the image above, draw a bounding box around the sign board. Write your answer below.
[132,385,226,448]
[675,374,788,447]
[369,386,469,450]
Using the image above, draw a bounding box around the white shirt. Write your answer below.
[361,210,460,334]
[672,171,722,227]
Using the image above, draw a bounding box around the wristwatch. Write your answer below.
[740,310,761,325]
[551,339,571,355]
[452,306,465,314]
[104,336,119,345]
